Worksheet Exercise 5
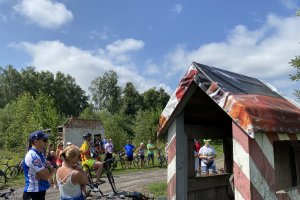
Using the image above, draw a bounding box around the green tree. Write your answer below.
[141,87,170,111]
[89,70,122,114]
[99,111,128,150]
[0,65,88,116]
[289,56,300,99]
[1,92,62,150]
[121,82,143,116]
[0,65,24,108]
[133,109,161,144]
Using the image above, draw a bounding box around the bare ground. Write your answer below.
[1,168,167,199]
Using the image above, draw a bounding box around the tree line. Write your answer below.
[0,66,170,151]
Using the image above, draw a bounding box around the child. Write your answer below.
[137,143,145,168]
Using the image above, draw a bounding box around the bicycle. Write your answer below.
[0,188,16,199]
[0,169,6,186]
[157,149,167,167]
[0,158,18,179]
[84,158,117,194]
[112,151,126,170]
[133,154,148,168]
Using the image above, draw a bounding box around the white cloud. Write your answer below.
[106,38,144,55]
[0,12,7,22]
[144,59,160,76]
[279,0,299,10]
[164,14,300,99]
[15,39,171,94]
[13,0,73,28]
[88,27,115,40]
[171,4,183,15]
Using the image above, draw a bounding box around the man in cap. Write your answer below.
[198,139,217,175]
[23,130,53,200]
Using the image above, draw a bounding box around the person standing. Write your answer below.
[137,143,145,168]
[123,140,135,169]
[147,140,156,166]
[57,145,89,200]
[194,139,201,176]
[46,150,58,188]
[104,139,114,161]
[199,139,217,175]
[56,143,64,168]
[23,130,53,200]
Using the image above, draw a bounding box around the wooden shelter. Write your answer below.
[158,62,300,200]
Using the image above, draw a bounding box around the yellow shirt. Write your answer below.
[80,141,90,162]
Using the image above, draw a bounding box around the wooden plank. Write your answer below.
[187,174,232,192]
[175,113,188,200]
[188,139,196,178]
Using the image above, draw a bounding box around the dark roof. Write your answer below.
[158,62,300,138]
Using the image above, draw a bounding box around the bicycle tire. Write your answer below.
[5,166,18,179]
[106,170,117,194]
[120,160,126,169]
[0,172,6,185]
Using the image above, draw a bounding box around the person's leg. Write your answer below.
[151,154,154,165]
[91,160,103,183]
[201,165,208,176]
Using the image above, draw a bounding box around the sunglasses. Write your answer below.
[41,139,48,143]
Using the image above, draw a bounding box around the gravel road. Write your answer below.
[1,168,167,199]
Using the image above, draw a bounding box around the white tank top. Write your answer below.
[57,170,83,199]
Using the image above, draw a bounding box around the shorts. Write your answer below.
[82,159,96,170]
[139,155,145,160]
[201,161,216,174]
[23,191,46,200]
[126,155,133,161]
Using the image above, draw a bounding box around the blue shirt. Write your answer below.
[124,144,135,157]
[23,148,50,192]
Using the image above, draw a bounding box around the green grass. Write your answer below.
[144,181,167,198]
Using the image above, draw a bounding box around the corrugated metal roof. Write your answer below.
[158,62,300,138]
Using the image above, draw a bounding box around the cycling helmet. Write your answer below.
[83,132,92,139]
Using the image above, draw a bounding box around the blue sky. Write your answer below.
[0,0,300,101]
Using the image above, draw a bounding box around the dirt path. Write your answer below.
[2,168,167,199]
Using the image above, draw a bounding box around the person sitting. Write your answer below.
[57,145,89,200]
[79,133,104,186]
[198,139,217,175]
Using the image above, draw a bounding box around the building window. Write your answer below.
[273,141,300,190]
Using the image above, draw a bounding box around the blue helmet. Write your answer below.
[83,132,92,139]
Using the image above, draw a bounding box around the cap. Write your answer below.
[203,139,211,142]
[28,130,49,142]
[83,132,92,139]
[66,142,72,146]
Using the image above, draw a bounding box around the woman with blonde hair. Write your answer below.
[56,146,88,200]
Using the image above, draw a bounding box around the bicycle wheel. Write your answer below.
[106,170,117,194]
[0,170,6,185]
[5,166,18,179]
[120,160,126,169]
[132,157,139,168]
[158,157,164,167]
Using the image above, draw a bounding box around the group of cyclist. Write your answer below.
[21,130,167,200]
[22,131,105,200]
